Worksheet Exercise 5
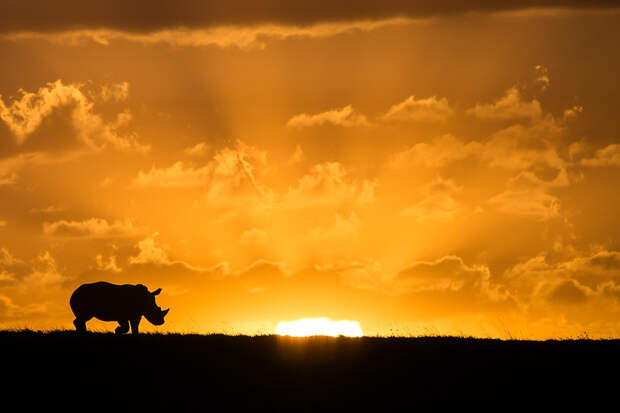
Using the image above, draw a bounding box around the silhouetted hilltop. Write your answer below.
[1,330,618,410]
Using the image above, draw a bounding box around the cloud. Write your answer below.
[184,142,211,157]
[100,82,129,102]
[0,249,69,325]
[483,121,567,170]
[307,213,362,240]
[289,95,452,130]
[580,144,620,167]
[0,294,17,317]
[547,279,590,304]
[467,87,542,121]
[239,228,269,245]
[395,255,491,293]
[0,248,28,283]
[134,142,377,213]
[237,259,288,292]
[205,141,274,205]
[0,249,67,292]
[382,95,453,123]
[563,105,584,120]
[6,19,411,49]
[288,145,305,164]
[485,163,568,221]
[133,142,377,212]
[534,65,551,91]
[284,162,376,207]
[95,254,121,273]
[0,248,20,266]
[287,105,371,128]
[487,188,560,220]
[132,141,274,207]
[129,233,170,265]
[315,259,385,291]
[389,115,568,173]
[128,233,205,273]
[0,151,82,187]
[29,205,65,214]
[0,80,148,152]
[402,176,462,221]
[0,172,16,186]
[504,250,620,312]
[506,168,570,189]
[132,162,212,188]
[43,218,140,239]
[557,250,620,289]
[0,1,614,36]
[21,251,65,287]
[388,134,481,169]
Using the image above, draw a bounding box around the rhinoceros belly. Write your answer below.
[71,282,141,321]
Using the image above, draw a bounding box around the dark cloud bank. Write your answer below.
[2,0,619,34]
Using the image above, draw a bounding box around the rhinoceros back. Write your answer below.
[70,281,144,322]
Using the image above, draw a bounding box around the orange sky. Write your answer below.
[2,1,620,338]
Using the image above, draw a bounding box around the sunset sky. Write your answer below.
[2,1,620,338]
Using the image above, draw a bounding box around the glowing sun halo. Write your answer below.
[276,317,363,337]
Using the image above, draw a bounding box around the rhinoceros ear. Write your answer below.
[151,288,162,296]
[162,308,170,317]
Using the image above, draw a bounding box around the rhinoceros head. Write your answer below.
[139,286,170,326]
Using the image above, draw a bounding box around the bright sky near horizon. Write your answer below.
[2,1,620,338]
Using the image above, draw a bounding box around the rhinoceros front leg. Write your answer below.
[115,320,130,335]
[130,317,141,335]
[73,318,89,333]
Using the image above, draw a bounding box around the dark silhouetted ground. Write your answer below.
[1,330,618,410]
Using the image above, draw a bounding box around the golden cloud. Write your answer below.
[382,95,453,123]
[5,19,411,49]
[580,144,620,167]
[205,141,273,205]
[388,134,481,169]
[184,142,211,157]
[0,80,148,152]
[239,228,269,245]
[287,105,372,128]
[402,176,462,221]
[504,250,620,322]
[487,188,560,220]
[43,218,140,239]
[467,87,542,121]
[307,213,362,241]
[389,118,567,173]
[1,1,613,37]
[284,162,376,207]
[129,233,170,265]
[132,162,212,188]
[128,233,206,273]
[95,254,121,273]
[395,255,492,294]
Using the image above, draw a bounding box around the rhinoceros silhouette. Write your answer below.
[70,281,170,334]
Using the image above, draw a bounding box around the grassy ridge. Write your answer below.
[1,330,618,409]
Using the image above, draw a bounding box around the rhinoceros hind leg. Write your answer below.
[115,320,130,335]
[73,318,88,333]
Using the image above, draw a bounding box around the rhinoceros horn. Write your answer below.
[162,308,170,317]
[151,288,162,296]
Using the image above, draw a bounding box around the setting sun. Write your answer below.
[276,318,363,337]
